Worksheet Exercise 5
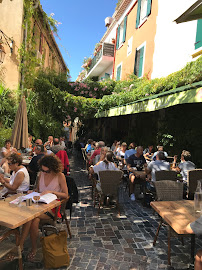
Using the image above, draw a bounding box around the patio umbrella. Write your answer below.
[11,96,29,150]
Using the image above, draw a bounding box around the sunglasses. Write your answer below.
[8,163,14,166]
[41,168,51,173]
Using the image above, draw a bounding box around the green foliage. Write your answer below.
[0,128,12,147]
[97,56,202,112]
[0,84,16,127]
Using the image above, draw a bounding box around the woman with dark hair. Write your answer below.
[89,151,120,191]
[19,154,68,261]
[0,153,30,196]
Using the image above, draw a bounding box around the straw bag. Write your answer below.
[40,225,70,269]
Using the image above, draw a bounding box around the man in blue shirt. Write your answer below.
[124,142,136,164]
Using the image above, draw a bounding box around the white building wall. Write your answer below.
[152,0,197,79]
[98,64,113,80]
[103,0,137,43]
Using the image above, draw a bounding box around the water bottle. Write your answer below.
[194,180,202,213]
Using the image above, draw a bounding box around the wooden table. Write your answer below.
[151,200,200,266]
[0,195,61,229]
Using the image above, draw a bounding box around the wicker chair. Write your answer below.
[97,170,123,215]
[187,169,202,199]
[153,180,183,246]
[0,228,23,270]
[155,170,177,181]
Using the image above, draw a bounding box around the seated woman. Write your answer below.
[19,154,68,261]
[0,140,17,174]
[0,153,30,196]
[89,151,119,192]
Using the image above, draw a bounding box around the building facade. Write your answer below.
[0,0,67,90]
[84,0,201,82]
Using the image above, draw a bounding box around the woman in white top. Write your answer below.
[89,151,119,191]
[0,140,17,174]
[0,153,30,196]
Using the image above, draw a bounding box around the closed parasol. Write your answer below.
[11,96,28,149]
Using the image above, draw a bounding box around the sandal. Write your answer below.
[26,251,37,262]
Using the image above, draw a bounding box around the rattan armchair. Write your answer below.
[153,180,183,246]
[97,170,123,215]
[187,169,202,199]
[155,170,177,181]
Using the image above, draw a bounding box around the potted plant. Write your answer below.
[94,43,102,56]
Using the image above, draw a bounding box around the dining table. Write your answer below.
[151,200,200,266]
[0,194,61,229]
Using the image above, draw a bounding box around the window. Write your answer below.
[136,0,152,28]
[134,43,145,78]
[116,16,127,49]
[116,64,122,81]
[195,19,202,50]
[127,36,133,56]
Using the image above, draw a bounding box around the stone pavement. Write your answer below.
[2,151,202,270]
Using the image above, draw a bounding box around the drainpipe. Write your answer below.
[112,26,118,80]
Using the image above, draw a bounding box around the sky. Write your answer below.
[40,0,118,81]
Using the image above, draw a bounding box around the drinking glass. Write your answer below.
[17,190,23,207]
[33,195,40,206]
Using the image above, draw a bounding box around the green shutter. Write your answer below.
[116,26,120,49]
[105,73,110,79]
[136,0,141,28]
[122,16,127,43]
[146,0,152,17]
[134,49,138,75]
[116,65,121,81]
[195,19,202,50]
[138,46,144,77]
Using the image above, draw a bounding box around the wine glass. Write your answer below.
[33,195,40,206]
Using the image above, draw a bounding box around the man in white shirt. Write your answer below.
[146,151,170,182]
[172,150,195,182]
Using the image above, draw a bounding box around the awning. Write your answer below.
[95,81,202,118]
[175,0,202,23]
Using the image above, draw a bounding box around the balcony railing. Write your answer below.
[88,43,114,74]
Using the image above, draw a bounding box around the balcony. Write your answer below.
[86,43,115,78]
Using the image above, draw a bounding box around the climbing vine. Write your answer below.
[18,0,61,90]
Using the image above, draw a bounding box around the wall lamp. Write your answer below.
[0,29,13,64]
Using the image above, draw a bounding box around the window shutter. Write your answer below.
[138,46,144,77]
[136,0,141,28]
[195,19,202,50]
[122,16,127,43]
[116,65,121,81]
[134,49,138,75]
[146,0,152,17]
[116,26,120,49]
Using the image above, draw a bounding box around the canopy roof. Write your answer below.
[95,81,202,118]
[175,0,202,23]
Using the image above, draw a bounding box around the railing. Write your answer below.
[88,43,114,74]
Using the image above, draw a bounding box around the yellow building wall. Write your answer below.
[114,0,158,80]
[0,0,24,90]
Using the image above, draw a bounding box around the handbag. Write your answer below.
[40,225,70,269]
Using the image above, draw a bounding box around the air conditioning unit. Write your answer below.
[105,17,113,27]
[36,50,42,61]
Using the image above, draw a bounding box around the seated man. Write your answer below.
[127,146,147,201]
[44,136,53,150]
[172,150,195,183]
[93,146,108,165]
[186,217,202,270]
[28,145,45,185]
[51,138,65,154]
[145,151,170,190]
[143,145,154,162]
[152,145,168,161]
[124,142,136,164]
[90,141,105,165]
